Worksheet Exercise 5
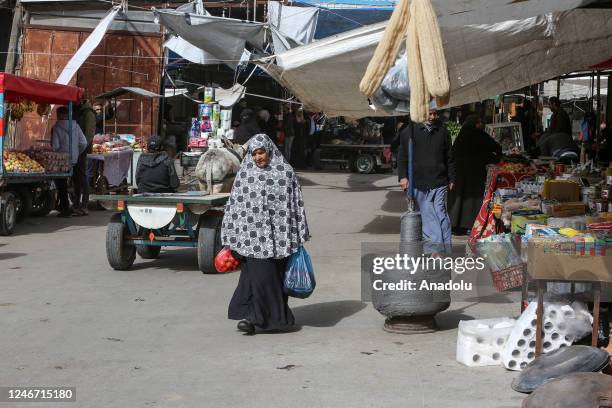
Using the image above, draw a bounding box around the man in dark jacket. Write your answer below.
[77,100,96,151]
[548,97,572,136]
[397,109,455,254]
[136,136,180,193]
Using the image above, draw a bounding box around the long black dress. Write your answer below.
[448,127,502,231]
[228,257,294,330]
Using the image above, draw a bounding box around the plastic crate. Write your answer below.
[491,263,525,292]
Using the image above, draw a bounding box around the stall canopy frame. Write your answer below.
[1,72,84,178]
[95,86,162,139]
[0,72,84,104]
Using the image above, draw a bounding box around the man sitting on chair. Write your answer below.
[135,136,180,193]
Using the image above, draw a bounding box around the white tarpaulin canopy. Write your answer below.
[261,0,612,117]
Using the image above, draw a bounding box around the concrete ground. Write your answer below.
[1,171,526,408]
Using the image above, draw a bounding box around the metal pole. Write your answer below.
[0,80,4,173]
[140,98,143,140]
[68,102,73,176]
[556,77,561,99]
[246,0,250,22]
[4,1,23,73]
[596,71,601,147]
[114,97,117,135]
[253,0,257,21]
[607,74,612,127]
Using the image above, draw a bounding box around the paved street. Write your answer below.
[1,171,525,408]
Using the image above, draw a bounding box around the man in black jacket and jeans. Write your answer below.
[397,109,455,254]
[136,136,180,193]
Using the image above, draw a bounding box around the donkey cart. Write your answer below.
[91,192,228,273]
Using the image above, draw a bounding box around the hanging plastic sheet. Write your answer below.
[155,9,266,68]
[268,2,319,54]
[55,6,121,85]
[371,51,410,113]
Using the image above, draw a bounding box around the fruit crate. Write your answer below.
[27,150,70,173]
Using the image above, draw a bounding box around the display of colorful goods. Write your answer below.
[92,135,140,153]
[3,150,45,173]
[26,148,70,173]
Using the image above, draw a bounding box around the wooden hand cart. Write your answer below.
[91,192,228,273]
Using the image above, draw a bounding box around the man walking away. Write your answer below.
[52,106,88,217]
[397,108,455,254]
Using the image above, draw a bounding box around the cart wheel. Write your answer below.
[15,188,32,223]
[136,245,161,259]
[355,154,375,174]
[30,190,55,217]
[312,149,323,170]
[0,192,17,236]
[197,213,223,274]
[106,213,136,270]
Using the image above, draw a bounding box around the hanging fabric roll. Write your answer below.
[406,0,428,122]
[358,0,411,97]
[413,0,449,100]
[359,0,450,122]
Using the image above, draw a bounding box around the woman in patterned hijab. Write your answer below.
[223,133,310,334]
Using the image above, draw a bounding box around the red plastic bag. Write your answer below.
[214,247,241,273]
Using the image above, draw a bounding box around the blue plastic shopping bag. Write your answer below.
[283,246,315,299]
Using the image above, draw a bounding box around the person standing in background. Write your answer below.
[397,108,455,254]
[234,109,261,145]
[293,108,307,168]
[75,99,96,215]
[283,104,296,163]
[52,107,88,217]
[232,99,248,128]
[448,115,502,234]
[93,101,115,135]
[548,97,572,136]
[256,108,278,145]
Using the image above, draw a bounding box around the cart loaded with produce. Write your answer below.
[0,72,83,235]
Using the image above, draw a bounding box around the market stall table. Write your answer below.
[527,240,612,355]
[87,149,134,195]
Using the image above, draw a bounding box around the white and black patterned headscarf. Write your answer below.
[221,134,310,259]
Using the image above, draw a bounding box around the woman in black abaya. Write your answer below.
[233,109,261,145]
[222,134,310,334]
[448,115,502,234]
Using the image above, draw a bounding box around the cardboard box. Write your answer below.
[542,201,586,217]
[527,241,612,282]
[542,180,580,202]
